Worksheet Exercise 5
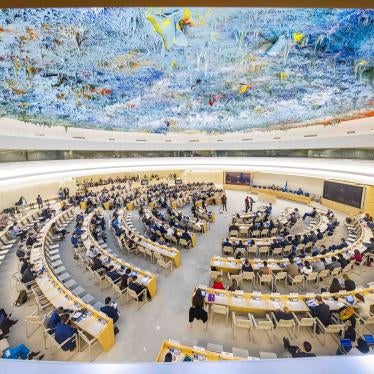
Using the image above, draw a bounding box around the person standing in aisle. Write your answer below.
[221,193,227,212]
[36,194,43,209]
[245,196,250,213]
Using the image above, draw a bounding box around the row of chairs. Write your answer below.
[210,261,362,292]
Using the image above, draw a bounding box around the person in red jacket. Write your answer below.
[351,249,363,265]
[212,275,225,290]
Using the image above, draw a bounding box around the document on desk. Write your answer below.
[272,301,281,309]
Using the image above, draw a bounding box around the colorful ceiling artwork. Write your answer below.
[0,8,373,133]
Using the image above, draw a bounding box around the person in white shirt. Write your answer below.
[354,294,371,319]
[85,245,98,259]
[166,226,174,238]
[301,260,313,276]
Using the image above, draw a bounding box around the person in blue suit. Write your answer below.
[55,314,77,351]
[47,307,64,332]
[100,297,119,323]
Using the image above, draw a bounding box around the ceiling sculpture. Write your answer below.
[0,8,373,133]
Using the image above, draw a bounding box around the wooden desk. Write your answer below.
[226,214,328,246]
[196,286,374,315]
[84,212,158,298]
[144,209,197,247]
[36,208,115,352]
[156,340,254,362]
[251,187,312,205]
[123,212,181,268]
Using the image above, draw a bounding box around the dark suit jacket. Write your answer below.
[311,303,331,326]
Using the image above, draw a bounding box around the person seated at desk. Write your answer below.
[324,223,335,236]
[339,238,348,249]
[354,294,371,319]
[212,275,225,290]
[128,275,147,301]
[337,253,348,269]
[289,213,298,226]
[270,239,279,253]
[9,223,27,240]
[47,307,72,333]
[0,308,18,338]
[274,306,294,322]
[301,234,310,245]
[303,207,317,221]
[283,338,316,358]
[326,256,341,271]
[85,245,98,259]
[20,259,29,275]
[16,246,27,260]
[309,231,317,243]
[1,343,44,360]
[91,253,109,272]
[316,229,323,240]
[25,233,37,247]
[312,258,325,272]
[40,208,53,222]
[164,352,173,362]
[21,263,36,286]
[309,296,331,331]
[296,188,304,196]
[327,277,342,293]
[228,279,240,292]
[55,314,77,351]
[351,249,363,265]
[242,259,253,272]
[100,297,119,324]
[166,226,174,238]
[362,237,374,255]
[189,288,208,325]
[343,274,356,291]
[259,261,272,276]
[301,261,313,276]
[120,268,132,290]
[234,241,246,259]
[180,230,192,246]
[264,203,272,215]
[291,235,300,250]
[229,222,239,233]
[51,222,67,240]
[285,257,299,278]
[106,266,121,283]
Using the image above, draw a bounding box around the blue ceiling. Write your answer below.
[0,8,373,133]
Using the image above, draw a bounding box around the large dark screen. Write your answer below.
[323,181,363,208]
[225,172,251,186]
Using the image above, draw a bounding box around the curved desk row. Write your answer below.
[155,339,254,362]
[251,187,312,205]
[121,212,181,268]
[226,214,329,247]
[143,208,197,247]
[34,208,115,352]
[195,285,374,314]
[214,217,372,273]
[83,211,158,298]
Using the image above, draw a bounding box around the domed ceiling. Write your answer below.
[0,8,373,133]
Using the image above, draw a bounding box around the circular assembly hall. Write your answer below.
[0,3,373,374]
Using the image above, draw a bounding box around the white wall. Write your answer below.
[0,177,76,211]
[252,172,324,196]
[0,116,373,151]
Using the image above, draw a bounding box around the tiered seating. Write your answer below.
[120,212,180,270]
[143,208,197,247]
[81,212,157,299]
[25,208,115,359]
